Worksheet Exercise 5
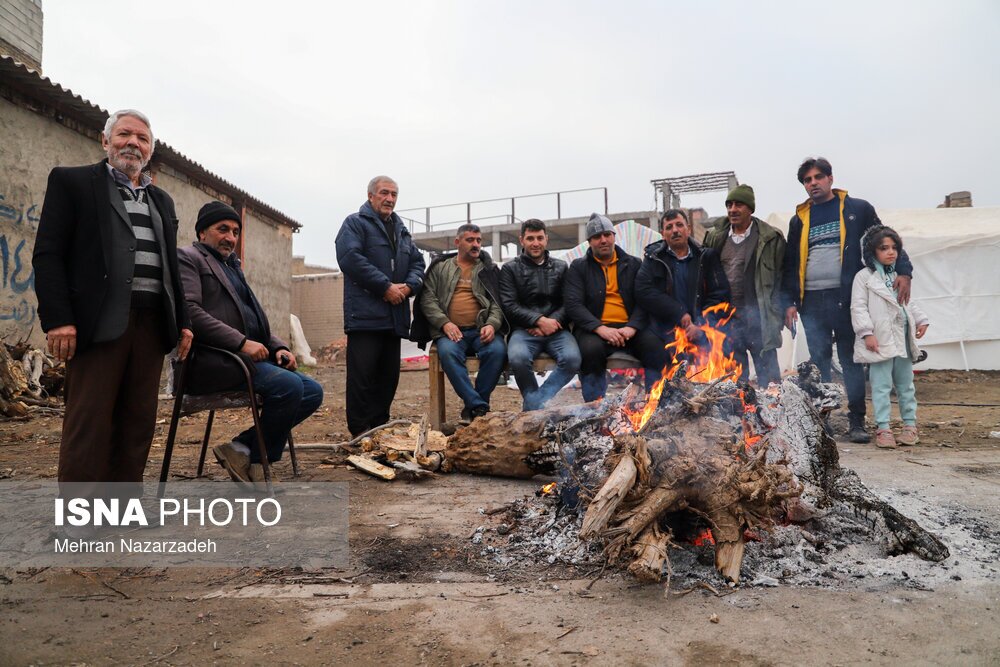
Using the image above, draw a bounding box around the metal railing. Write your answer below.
[398,186,608,233]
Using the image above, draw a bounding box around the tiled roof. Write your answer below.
[0,55,300,230]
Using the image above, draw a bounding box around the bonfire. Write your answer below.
[349,305,949,584]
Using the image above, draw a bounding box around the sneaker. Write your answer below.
[848,415,871,444]
[898,425,920,446]
[213,442,250,483]
[459,406,474,425]
[460,405,489,424]
[875,428,897,449]
[248,463,281,493]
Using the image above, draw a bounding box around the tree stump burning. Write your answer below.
[441,316,950,585]
[354,313,950,585]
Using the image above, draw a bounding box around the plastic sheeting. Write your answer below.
[766,206,1000,371]
[563,219,662,263]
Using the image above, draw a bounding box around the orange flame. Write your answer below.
[662,303,742,384]
[622,303,742,432]
[739,390,764,451]
[540,482,557,496]
[626,376,666,432]
[691,528,716,547]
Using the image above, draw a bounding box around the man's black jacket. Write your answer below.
[499,251,569,329]
[564,245,647,332]
[635,238,730,339]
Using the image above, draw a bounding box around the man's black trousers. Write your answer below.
[346,331,401,436]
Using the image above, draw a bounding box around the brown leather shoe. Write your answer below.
[875,428,897,449]
[898,425,920,446]
[213,443,250,482]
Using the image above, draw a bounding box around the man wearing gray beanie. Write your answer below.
[564,213,668,401]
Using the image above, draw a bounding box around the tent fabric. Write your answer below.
[766,206,1000,371]
[563,220,662,263]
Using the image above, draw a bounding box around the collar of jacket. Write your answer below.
[517,250,550,267]
[793,189,849,301]
[427,249,496,272]
[586,244,631,264]
[358,201,403,234]
[643,238,702,262]
[195,241,240,269]
[713,216,779,243]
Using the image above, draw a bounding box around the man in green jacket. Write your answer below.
[703,185,787,386]
[418,224,507,423]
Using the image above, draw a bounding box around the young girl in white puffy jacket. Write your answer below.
[851,226,929,449]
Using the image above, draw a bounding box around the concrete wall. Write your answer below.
[152,169,293,341]
[292,255,337,276]
[291,273,345,350]
[0,0,42,70]
[0,97,102,346]
[242,209,293,342]
[0,95,294,346]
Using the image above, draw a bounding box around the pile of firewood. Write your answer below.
[0,341,64,417]
[314,337,348,365]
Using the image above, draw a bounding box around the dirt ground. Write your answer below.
[1,363,999,666]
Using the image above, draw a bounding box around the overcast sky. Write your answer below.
[43,0,1000,268]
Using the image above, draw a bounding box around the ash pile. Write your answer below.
[466,363,986,590]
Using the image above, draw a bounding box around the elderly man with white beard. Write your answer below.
[33,109,193,484]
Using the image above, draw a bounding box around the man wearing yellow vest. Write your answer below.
[782,157,913,443]
[564,214,668,402]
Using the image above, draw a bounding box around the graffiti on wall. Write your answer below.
[0,193,39,337]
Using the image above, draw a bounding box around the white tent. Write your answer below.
[766,206,1000,371]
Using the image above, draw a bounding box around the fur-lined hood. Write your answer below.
[860,225,903,271]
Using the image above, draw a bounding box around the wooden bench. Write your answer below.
[427,347,642,429]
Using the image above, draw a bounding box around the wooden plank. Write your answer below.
[429,348,446,430]
[347,455,396,480]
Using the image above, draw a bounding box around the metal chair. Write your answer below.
[158,344,299,490]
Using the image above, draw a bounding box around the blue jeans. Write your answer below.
[234,362,324,464]
[800,288,866,418]
[507,329,581,411]
[435,328,507,411]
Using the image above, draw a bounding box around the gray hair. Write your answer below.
[367,175,397,196]
[103,109,154,149]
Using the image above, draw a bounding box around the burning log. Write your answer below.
[769,380,949,562]
[441,403,611,478]
[579,439,640,539]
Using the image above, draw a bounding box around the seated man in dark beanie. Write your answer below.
[178,201,323,486]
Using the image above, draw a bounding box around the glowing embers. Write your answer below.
[536,481,558,498]
[690,528,716,547]
[740,389,764,452]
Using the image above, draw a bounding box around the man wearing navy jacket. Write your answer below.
[336,177,425,436]
[782,157,913,443]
